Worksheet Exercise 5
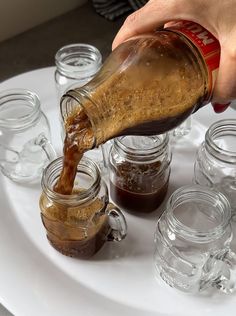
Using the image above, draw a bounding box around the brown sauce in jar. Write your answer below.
[40,192,110,258]
[110,161,170,214]
[41,109,111,258]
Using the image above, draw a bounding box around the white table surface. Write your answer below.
[0,67,235,316]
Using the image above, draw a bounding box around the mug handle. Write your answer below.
[203,249,236,294]
[105,203,127,242]
[34,133,57,161]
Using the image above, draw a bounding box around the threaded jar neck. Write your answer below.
[0,89,41,131]
[165,185,231,243]
[55,44,102,80]
[114,134,169,162]
[205,119,236,164]
[41,156,103,206]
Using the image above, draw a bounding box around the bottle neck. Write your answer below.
[41,156,103,206]
[55,44,102,80]
[0,89,41,131]
[165,185,231,243]
[60,88,106,146]
[205,119,236,164]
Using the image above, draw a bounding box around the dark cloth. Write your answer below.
[92,0,148,20]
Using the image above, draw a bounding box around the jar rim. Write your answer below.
[114,134,169,161]
[166,185,231,243]
[41,156,104,205]
[205,119,236,163]
[55,43,102,79]
[0,89,41,130]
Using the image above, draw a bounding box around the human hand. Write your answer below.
[112,0,236,110]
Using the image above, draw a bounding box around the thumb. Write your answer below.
[213,36,236,103]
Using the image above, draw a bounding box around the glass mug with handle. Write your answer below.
[194,119,236,216]
[39,156,127,258]
[154,185,236,294]
[0,89,56,183]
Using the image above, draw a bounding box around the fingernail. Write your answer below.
[212,102,231,113]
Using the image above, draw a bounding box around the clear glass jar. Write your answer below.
[154,185,236,294]
[55,43,102,101]
[55,43,108,171]
[109,134,171,214]
[0,89,56,183]
[60,21,220,147]
[194,119,236,215]
[39,156,127,258]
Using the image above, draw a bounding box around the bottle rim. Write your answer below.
[114,134,169,162]
[0,89,41,130]
[41,156,105,206]
[55,43,102,79]
[205,119,236,164]
[165,185,231,243]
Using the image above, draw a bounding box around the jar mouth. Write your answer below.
[205,119,236,163]
[0,89,41,130]
[55,43,102,79]
[41,156,103,205]
[114,134,169,161]
[166,185,231,242]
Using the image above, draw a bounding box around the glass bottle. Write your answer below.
[194,119,236,216]
[109,134,171,214]
[39,156,127,258]
[0,89,56,183]
[154,185,236,294]
[60,21,220,148]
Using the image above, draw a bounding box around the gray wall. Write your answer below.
[0,0,87,42]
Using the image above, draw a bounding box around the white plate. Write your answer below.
[0,67,236,316]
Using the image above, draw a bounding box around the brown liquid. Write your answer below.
[73,32,206,144]
[44,108,110,258]
[110,161,169,214]
[54,109,95,195]
[40,192,110,258]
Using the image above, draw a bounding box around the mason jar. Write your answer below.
[0,89,56,183]
[109,134,171,214]
[154,185,236,294]
[39,156,127,258]
[194,119,236,215]
[55,43,102,101]
[55,43,108,170]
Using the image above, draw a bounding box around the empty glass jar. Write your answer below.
[39,156,127,258]
[154,185,236,294]
[55,44,102,136]
[55,43,102,101]
[109,134,171,214]
[55,43,107,170]
[194,119,236,215]
[0,89,55,183]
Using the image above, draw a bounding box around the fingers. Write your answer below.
[212,102,231,113]
[212,35,236,103]
[112,0,187,49]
